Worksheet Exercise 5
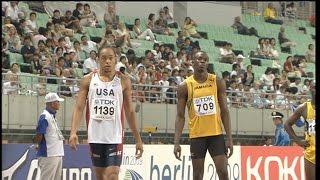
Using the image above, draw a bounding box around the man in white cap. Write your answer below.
[33,92,65,180]
[233,54,245,70]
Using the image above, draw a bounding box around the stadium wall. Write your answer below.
[2,144,305,180]
[2,95,304,136]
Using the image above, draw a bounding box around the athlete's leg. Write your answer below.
[304,158,315,180]
[106,166,121,180]
[94,167,108,180]
[208,135,229,180]
[190,137,207,180]
[191,158,205,180]
[212,155,229,180]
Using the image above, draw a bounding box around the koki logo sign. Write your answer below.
[241,146,305,180]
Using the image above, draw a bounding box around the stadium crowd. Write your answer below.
[2,1,315,110]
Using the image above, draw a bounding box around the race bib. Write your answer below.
[92,98,117,121]
[307,119,316,135]
[193,95,216,116]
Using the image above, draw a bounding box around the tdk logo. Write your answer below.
[124,169,143,180]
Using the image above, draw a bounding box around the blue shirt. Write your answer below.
[274,124,290,146]
[36,108,57,157]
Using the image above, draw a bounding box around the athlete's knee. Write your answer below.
[216,167,229,180]
[193,172,203,180]
[108,173,119,180]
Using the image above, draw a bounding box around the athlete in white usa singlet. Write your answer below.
[69,47,143,180]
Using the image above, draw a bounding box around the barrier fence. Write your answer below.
[2,73,307,143]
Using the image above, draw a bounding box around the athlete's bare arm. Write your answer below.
[121,74,143,158]
[69,73,92,150]
[284,103,309,148]
[174,82,188,160]
[217,77,233,158]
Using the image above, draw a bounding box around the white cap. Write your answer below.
[237,54,245,59]
[45,92,64,103]
[151,50,157,56]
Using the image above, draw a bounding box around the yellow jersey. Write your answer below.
[185,74,223,138]
[305,101,316,164]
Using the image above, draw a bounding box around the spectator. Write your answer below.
[31,53,43,74]
[80,35,98,54]
[162,6,178,28]
[285,2,296,21]
[222,71,231,88]
[2,17,14,34]
[260,67,275,90]
[149,83,161,103]
[242,65,255,87]
[279,70,289,86]
[115,22,133,48]
[233,54,245,71]
[72,3,83,20]
[158,71,170,102]
[283,56,301,78]
[104,4,119,29]
[176,31,185,49]
[270,78,281,92]
[269,38,279,59]
[32,27,48,49]
[300,79,310,95]
[52,9,63,24]
[166,78,178,104]
[42,57,55,77]
[2,73,20,95]
[263,3,283,25]
[250,82,264,108]
[83,50,98,75]
[165,52,179,71]
[4,25,21,53]
[55,57,65,77]
[56,37,72,54]
[289,77,303,95]
[265,93,276,109]
[21,36,36,64]
[2,40,10,70]
[6,63,20,78]
[297,58,307,77]
[5,1,22,25]
[133,18,157,42]
[182,17,201,38]
[220,43,236,64]
[63,10,78,29]
[99,29,116,47]
[16,19,29,37]
[80,4,100,28]
[231,16,259,37]
[278,26,296,49]
[154,18,174,36]
[305,44,315,63]
[227,80,240,107]
[34,76,47,96]
[25,12,38,35]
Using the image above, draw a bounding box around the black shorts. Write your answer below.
[89,143,123,167]
[190,134,227,159]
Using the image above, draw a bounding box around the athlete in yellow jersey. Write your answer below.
[174,51,233,180]
[285,82,315,180]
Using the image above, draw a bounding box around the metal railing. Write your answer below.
[2,73,309,144]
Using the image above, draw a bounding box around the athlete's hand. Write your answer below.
[174,144,182,161]
[69,134,79,151]
[135,142,143,159]
[226,139,233,158]
[296,139,310,148]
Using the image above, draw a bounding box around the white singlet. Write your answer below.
[86,72,124,144]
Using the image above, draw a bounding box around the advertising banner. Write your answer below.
[2,144,304,180]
